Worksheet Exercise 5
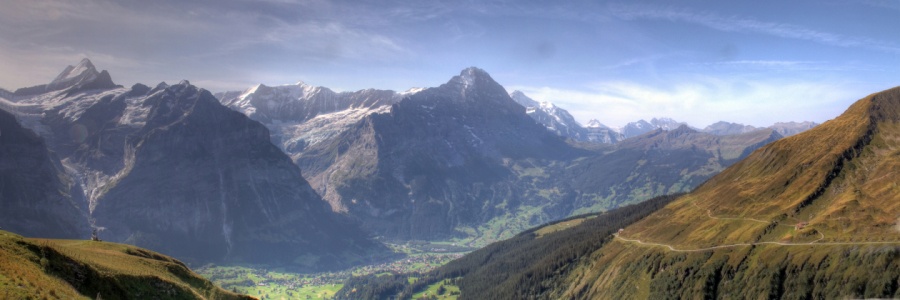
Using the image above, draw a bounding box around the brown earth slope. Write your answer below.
[555,86,900,299]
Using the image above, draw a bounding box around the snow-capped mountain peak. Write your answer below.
[47,58,99,91]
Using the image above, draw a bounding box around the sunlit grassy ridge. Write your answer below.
[550,86,900,299]
[0,231,253,300]
[624,87,900,248]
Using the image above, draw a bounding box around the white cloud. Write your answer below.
[509,75,873,128]
[608,3,900,54]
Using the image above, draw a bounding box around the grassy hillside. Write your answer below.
[624,87,900,249]
[0,230,253,300]
[542,86,900,299]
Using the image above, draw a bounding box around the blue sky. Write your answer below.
[2,0,899,128]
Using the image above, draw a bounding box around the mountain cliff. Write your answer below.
[2,60,388,271]
[0,108,89,239]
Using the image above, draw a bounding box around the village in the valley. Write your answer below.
[197,250,465,299]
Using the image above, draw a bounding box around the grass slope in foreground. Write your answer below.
[0,230,254,300]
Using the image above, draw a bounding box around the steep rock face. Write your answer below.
[298,68,581,240]
[4,60,388,271]
[90,81,382,269]
[216,82,413,159]
[509,91,589,141]
[0,108,89,238]
[769,120,819,136]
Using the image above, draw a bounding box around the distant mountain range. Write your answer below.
[508,90,819,141]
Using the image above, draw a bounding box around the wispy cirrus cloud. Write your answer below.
[608,3,900,54]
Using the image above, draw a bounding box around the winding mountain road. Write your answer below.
[615,201,900,252]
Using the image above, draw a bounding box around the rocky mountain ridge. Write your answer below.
[216,81,423,161]
[283,68,784,243]
[0,59,388,271]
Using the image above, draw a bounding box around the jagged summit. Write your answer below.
[14,58,119,96]
[47,58,98,90]
[444,67,508,100]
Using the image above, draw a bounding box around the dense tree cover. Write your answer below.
[336,193,682,300]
